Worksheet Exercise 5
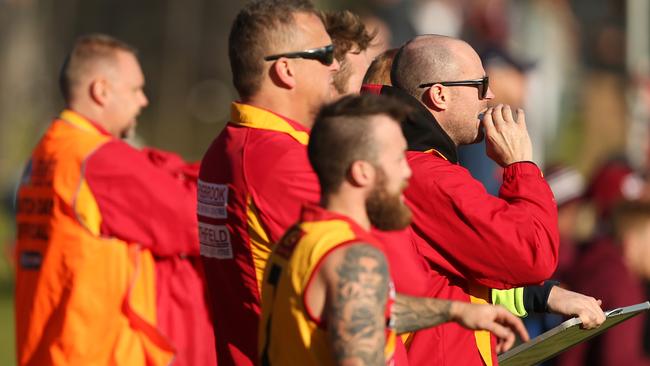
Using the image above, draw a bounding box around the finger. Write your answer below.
[596,299,602,306]
[579,306,605,329]
[579,312,598,329]
[481,107,496,135]
[501,104,514,124]
[489,323,516,353]
[585,300,606,327]
[485,321,514,342]
[497,308,530,342]
[516,108,525,124]
[491,104,505,130]
[595,306,606,325]
[502,331,516,352]
[495,337,507,354]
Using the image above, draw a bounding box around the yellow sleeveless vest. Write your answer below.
[259,214,397,365]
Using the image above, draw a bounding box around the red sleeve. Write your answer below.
[85,141,199,256]
[409,158,559,289]
[142,147,200,183]
[247,142,320,243]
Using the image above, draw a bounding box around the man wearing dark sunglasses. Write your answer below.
[364,34,604,365]
[197,1,340,365]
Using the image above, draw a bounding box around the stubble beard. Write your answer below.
[366,167,412,231]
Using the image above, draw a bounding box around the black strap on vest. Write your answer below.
[260,264,282,366]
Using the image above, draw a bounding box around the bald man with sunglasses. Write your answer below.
[361,34,605,366]
[197,1,340,365]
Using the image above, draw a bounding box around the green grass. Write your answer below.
[0,277,15,366]
[0,205,16,366]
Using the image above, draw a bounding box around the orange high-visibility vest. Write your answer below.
[15,110,175,366]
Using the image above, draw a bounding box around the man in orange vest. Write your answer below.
[15,34,215,366]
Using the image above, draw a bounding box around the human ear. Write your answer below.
[348,160,374,187]
[89,78,109,106]
[270,59,297,89]
[423,84,448,111]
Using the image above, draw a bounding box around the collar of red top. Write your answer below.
[230,102,310,146]
[300,204,370,235]
[59,109,113,137]
[360,84,458,164]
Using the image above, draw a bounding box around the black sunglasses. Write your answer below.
[418,76,489,99]
[264,44,335,66]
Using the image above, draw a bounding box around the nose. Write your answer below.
[330,57,340,72]
[485,86,495,100]
[141,91,149,108]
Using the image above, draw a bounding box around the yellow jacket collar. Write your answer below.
[230,102,309,146]
[59,109,111,136]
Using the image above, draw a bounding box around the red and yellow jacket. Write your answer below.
[15,110,215,366]
[366,85,559,366]
[259,205,407,366]
[198,102,320,365]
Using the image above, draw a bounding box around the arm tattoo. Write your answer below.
[327,244,389,366]
[392,294,453,334]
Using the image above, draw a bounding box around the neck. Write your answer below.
[427,108,460,148]
[245,91,315,129]
[323,190,371,231]
[68,101,109,132]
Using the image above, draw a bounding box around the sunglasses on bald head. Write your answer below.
[264,44,335,66]
[418,76,490,99]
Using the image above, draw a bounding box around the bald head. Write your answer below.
[391,35,474,99]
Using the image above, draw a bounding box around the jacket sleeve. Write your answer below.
[411,160,559,289]
[142,147,200,184]
[84,140,199,256]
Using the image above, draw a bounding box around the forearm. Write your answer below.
[393,294,452,334]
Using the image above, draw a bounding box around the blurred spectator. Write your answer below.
[558,200,650,366]
[362,47,397,86]
[363,0,416,46]
[324,10,377,96]
[361,14,392,54]
[546,164,588,279]
[509,0,580,168]
[409,0,463,37]
[586,158,646,227]
[14,34,215,366]
[521,164,590,363]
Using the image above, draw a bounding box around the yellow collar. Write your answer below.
[230,102,309,146]
[423,148,449,161]
[59,109,108,136]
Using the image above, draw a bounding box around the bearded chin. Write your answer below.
[366,185,412,231]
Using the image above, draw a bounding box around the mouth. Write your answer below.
[478,107,489,122]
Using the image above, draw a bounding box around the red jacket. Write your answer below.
[15,110,215,366]
[75,117,217,366]
[198,102,320,366]
[368,85,559,366]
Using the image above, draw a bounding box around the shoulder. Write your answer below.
[407,152,479,192]
[87,140,146,167]
[321,242,389,277]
